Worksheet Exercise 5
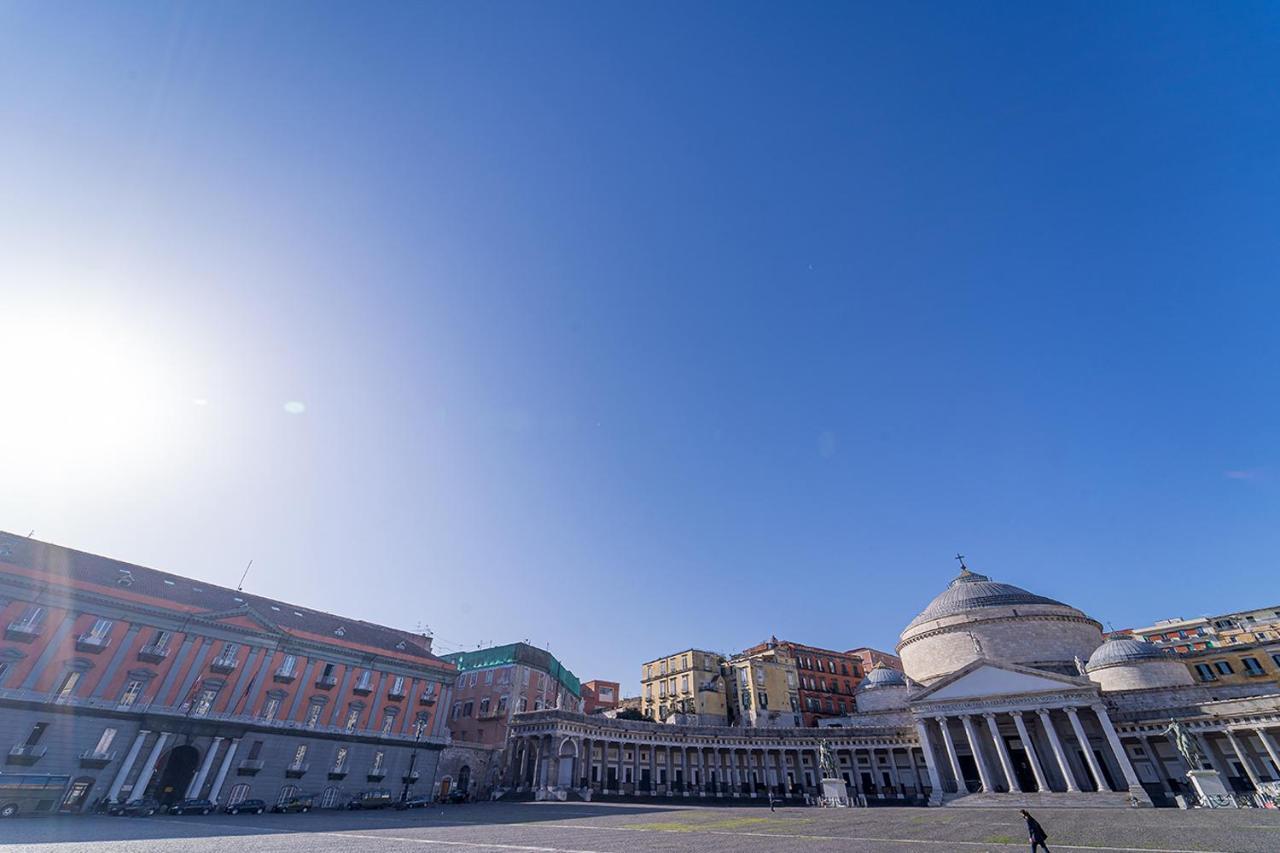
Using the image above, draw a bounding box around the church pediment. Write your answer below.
[192,604,283,634]
[911,660,1091,702]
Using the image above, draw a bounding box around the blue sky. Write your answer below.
[2,3,1278,692]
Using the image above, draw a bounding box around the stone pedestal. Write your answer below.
[1186,770,1229,803]
[821,778,850,806]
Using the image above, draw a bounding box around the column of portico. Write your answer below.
[186,736,224,798]
[984,713,1020,793]
[1194,732,1232,779]
[914,720,946,799]
[1091,705,1143,793]
[208,739,240,803]
[128,732,171,801]
[1224,730,1263,789]
[1255,728,1280,779]
[1037,710,1080,792]
[887,747,902,794]
[632,742,640,791]
[1010,712,1049,793]
[1137,734,1175,795]
[935,717,964,792]
[1065,706,1108,791]
[959,715,995,792]
[107,730,150,802]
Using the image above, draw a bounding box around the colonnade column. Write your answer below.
[1138,734,1175,795]
[1255,728,1280,779]
[128,732,172,802]
[1010,712,1048,793]
[984,713,1021,793]
[1065,706,1108,791]
[1037,710,1080,792]
[1092,705,1143,793]
[186,736,224,798]
[208,739,239,803]
[1224,730,1263,789]
[935,717,964,792]
[107,730,150,802]
[959,715,995,792]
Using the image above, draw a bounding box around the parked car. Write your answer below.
[394,796,430,810]
[225,799,266,815]
[446,789,468,804]
[106,798,160,817]
[271,795,313,813]
[167,799,215,816]
[346,789,393,810]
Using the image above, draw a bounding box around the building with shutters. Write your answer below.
[0,532,457,815]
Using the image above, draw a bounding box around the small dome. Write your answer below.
[859,662,906,689]
[905,567,1068,629]
[1086,635,1167,671]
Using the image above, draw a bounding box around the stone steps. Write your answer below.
[942,790,1141,808]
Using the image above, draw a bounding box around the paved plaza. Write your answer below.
[2,802,1279,853]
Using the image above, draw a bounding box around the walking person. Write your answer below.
[1021,809,1051,852]
[767,790,776,812]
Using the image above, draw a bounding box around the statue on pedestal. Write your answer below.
[1160,719,1205,769]
[817,739,838,779]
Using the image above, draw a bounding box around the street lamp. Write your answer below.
[402,721,424,803]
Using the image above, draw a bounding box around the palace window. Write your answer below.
[1214,661,1234,675]
[119,680,144,707]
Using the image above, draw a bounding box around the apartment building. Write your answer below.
[640,649,727,723]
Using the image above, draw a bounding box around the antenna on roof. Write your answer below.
[26,530,34,537]
[237,559,254,591]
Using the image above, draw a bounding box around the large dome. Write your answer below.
[897,564,1104,685]
[905,568,1068,630]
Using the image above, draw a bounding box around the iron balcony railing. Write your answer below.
[0,686,450,747]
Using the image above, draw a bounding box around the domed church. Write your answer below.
[508,559,1280,809]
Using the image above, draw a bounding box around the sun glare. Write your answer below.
[0,312,184,488]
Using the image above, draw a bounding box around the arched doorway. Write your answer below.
[556,739,577,787]
[59,777,95,813]
[150,744,201,805]
[320,786,341,809]
[438,777,451,799]
[457,765,471,795]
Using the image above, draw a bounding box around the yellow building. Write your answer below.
[640,649,727,722]
[726,644,801,728]
[1181,641,1280,688]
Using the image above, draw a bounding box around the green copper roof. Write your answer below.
[441,642,581,697]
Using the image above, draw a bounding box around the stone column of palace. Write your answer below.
[1255,728,1280,780]
[208,739,240,803]
[916,717,947,799]
[984,713,1021,793]
[1065,707,1109,791]
[186,736,224,798]
[959,715,995,793]
[935,717,965,793]
[1091,705,1143,794]
[615,741,624,792]
[1224,730,1263,789]
[1037,709,1081,792]
[107,730,151,802]
[887,747,902,794]
[128,731,172,801]
[1010,712,1049,793]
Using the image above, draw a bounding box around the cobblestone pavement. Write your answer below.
[3,802,1279,853]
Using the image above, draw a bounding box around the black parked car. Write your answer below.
[225,799,266,815]
[168,798,215,815]
[106,798,160,817]
[446,789,468,804]
[271,795,313,813]
[394,796,430,810]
